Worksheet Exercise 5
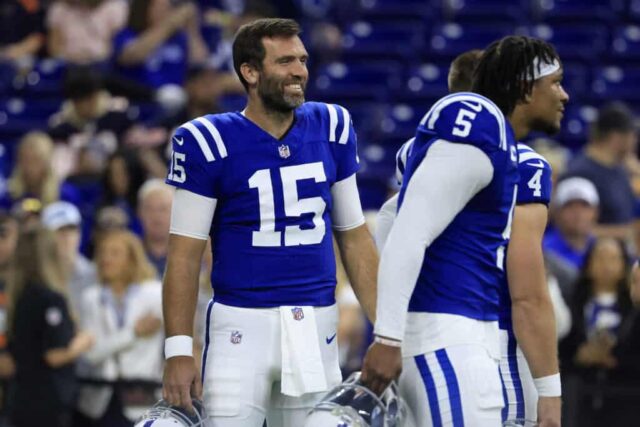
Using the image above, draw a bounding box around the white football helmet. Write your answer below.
[304,372,415,427]
[134,399,209,427]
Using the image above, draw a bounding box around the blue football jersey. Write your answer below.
[498,144,553,328]
[398,92,519,321]
[165,102,359,308]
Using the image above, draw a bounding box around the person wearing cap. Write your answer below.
[544,177,599,299]
[564,102,637,241]
[42,201,97,318]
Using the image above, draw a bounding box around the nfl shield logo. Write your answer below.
[278,144,290,159]
[291,307,304,321]
[230,330,242,344]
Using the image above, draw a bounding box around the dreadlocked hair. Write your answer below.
[471,36,559,116]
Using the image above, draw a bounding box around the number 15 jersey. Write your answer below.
[165,102,359,308]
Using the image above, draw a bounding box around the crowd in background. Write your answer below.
[1,0,640,426]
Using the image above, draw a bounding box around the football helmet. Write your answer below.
[304,372,415,427]
[133,399,209,427]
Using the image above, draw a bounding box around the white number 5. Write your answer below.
[452,109,477,138]
[168,151,186,183]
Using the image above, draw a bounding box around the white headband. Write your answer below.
[531,57,561,81]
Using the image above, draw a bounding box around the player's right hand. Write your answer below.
[163,356,202,414]
[361,341,402,396]
[537,396,561,427]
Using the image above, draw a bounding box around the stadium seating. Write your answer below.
[527,24,609,62]
[592,66,640,102]
[429,23,515,59]
[341,21,426,61]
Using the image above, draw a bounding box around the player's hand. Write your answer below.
[163,356,202,414]
[537,396,561,427]
[70,331,95,356]
[361,340,402,395]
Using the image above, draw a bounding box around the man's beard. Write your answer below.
[257,74,305,113]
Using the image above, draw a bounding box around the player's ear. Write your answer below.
[241,63,259,87]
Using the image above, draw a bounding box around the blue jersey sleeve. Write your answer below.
[516,144,552,205]
[417,92,509,154]
[165,117,225,198]
[327,103,360,182]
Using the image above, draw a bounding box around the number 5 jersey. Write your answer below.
[165,102,359,308]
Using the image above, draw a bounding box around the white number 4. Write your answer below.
[527,169,543,197]
[168,151,186,183]
[452,109,477,138]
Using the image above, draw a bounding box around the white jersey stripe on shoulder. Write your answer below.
[517,143,533,152]
[425,352,453,426]
[518,151,547,164]
[195,117,227,158]
[327,104,338,142]
[182,122,215,162]
[338,106,350,144]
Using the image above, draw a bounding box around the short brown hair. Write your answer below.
[448,49,483,93]
[232,18,301,90]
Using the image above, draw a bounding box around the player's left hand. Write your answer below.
[361,341,402,395]
[537,396,561,427]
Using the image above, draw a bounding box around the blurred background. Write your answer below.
[0,0,640,426]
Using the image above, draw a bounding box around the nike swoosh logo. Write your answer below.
[173,136,184,146]
[525,160,545,168]
[325,333,337,344]
[461,101,483,112]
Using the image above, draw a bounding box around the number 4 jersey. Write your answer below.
[165,102,359,308]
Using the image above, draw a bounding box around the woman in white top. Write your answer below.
[76,229,163,427]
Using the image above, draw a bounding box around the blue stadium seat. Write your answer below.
[356,0,435,21]
[0,97,59,141]
[311,61,402,102]
[592,66,640,102]
[429,23,514,59]
[443,0,529,24]
[341,21,426,61]
[556,103,598,149]
[560,63,589,100]
[610,25,640,61]
[528,24,609,62]
[400,62,450,100]
[11,59,67,98]
[532,0,623,23]
[376,102,424,142]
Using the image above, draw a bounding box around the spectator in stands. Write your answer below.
[0,209,17,422]
[100,150,146,235]
[6,132,77,207]
[113,0,208,90]
[0,0,45,64]
[564,102,637,242]
[137,179,172,277]
[7,227,94,427]
[544,177,599,298]
[46,0,128,65]
[559,237,632,426]
[49,66,136,179]
[76,230,162,427]
[125,62,243,161]
[42,202,97,317]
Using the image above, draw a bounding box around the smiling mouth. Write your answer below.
[284,83,304,94]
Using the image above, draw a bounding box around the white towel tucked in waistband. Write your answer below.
[280,306,327,397]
